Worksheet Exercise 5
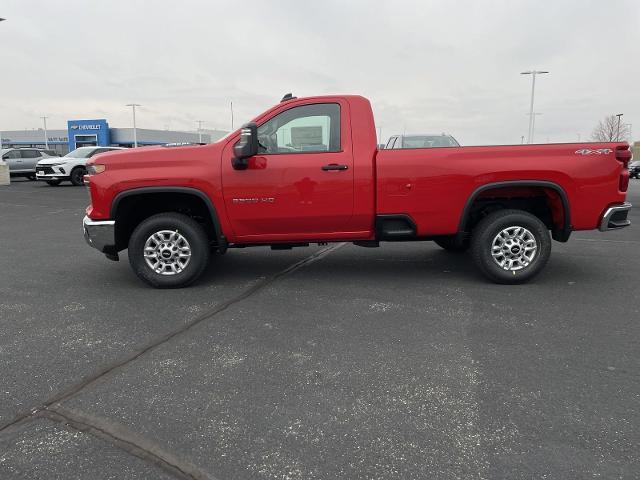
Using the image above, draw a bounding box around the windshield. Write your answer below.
[402,135,459,148]
[64,148,94,159]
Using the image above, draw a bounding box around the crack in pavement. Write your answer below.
[0,242,345,475]
[38,406,213,480]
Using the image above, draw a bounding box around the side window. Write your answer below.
[88,149,106,157]
[257,103,341,154]
[4,150,21,159]
[21,150,40,158]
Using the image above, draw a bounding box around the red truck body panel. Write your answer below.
[376,142,628,235]
[86,95,630,246]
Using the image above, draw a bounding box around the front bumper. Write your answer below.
[83,215,116,253]
[36,173,69,181]
[599,202,632,231]
[36,165,70,181]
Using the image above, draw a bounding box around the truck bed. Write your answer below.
[375,142,629,236]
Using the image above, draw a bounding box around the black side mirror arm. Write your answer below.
[231,157,249,170]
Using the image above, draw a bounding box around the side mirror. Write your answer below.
[232,122,258,170]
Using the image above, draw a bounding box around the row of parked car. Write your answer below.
[1,146,124,186]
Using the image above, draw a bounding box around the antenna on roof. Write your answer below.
[281,93,296,102]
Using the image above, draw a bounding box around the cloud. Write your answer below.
[1,0,638,144]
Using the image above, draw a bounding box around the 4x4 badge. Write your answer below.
[575,148,612,155]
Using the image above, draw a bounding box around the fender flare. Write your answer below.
[110,186,226,247]
[458,180,572,241]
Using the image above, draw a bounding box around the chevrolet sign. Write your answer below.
[70,124,102,130]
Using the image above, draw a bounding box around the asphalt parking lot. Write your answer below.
[1,178,639,479]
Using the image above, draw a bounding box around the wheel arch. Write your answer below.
[458,180,572,242]
[111,186,226,251]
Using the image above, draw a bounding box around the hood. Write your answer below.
[37,157,69,166]
[86,142,227,169]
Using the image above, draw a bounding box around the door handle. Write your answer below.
[321,164,349,171]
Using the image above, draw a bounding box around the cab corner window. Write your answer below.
[257,103,341,154]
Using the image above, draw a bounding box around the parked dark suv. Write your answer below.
[629,160,640,179]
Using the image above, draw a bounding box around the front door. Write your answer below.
[20,149,43,171]
[3,150,21,173]
[222,102,354,240]
[74,134,98,148]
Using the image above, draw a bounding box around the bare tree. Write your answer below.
[591,115,630,142]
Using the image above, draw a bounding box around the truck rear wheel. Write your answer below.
[471,209,550,284]
[128,212,210,288]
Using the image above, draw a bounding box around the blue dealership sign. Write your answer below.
[67,119,110,150]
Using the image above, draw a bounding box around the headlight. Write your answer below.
[87,164,106,174]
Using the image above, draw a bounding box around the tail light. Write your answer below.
[615,145,632,164]
[620,170,629,192]
[616,146,631,192]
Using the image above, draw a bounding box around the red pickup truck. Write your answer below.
[83,94,632,288]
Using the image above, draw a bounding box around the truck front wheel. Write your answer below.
[128,212,210,288]
[471,209,551,284]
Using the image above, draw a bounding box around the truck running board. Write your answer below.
[353,240,380,248]
[270,243,310,250]
[375,215,417,240]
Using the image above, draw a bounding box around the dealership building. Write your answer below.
[0,119,228,155]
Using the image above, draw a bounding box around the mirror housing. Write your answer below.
[232,122,258,170]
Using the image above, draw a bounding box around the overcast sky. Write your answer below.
[1,0,639,145]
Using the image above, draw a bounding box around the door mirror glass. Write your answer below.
[232,123,258,170]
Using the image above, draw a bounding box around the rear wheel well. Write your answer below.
[461,185,569,241]
[112,192,219,251]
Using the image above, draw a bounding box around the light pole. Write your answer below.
[521,70,549,143]
[41,116,49,148]
[230,101,234,130]
[196,120,204,143]
[126,104,141,147]
[615,113,623,141]
[524,112,543,143]
[0,18,5,149]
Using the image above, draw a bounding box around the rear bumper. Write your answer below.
[83,215,116,252]
[599,202,632,231]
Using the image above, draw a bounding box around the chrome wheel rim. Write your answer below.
[490,226,537,271]
[143,230,191,275]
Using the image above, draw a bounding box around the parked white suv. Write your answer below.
[36,146,126,186]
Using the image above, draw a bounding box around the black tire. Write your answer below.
[70,167,86,186]
[46,180,62,186]
[433,236,470,252]
[128,212,210,288]
[471,209,551,284]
